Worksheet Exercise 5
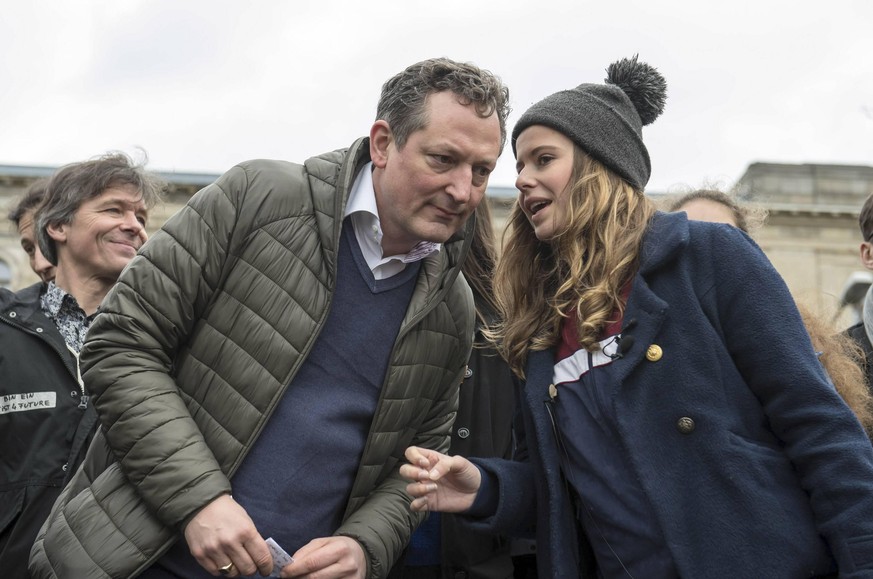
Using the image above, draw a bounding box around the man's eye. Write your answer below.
[474,166,492,178]
[432,155,452,165]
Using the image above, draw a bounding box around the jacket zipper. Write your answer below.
[66,344,89,409]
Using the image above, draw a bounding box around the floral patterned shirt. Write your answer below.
[39,281,95,354]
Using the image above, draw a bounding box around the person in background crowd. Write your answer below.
[799,303,873,436]
[666,188,767,234]
[672,189,873,437]
[402,56,873,578]
[7,178,56,283]
[389,200,517,579]
[30,57,509,579]
[0,153,163,579]
[846,192,873,392]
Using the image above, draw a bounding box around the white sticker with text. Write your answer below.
[265,537,294,577]
[0,392,57,415]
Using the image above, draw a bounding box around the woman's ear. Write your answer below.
[370,120,393,169]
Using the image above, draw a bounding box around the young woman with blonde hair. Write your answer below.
[401,56,873,578]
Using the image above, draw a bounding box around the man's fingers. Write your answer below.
[284,536,365,578]
[203,539,261,577]
[242,536,274,575]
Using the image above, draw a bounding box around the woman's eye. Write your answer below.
[537,155,554,166]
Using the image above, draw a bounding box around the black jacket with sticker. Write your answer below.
[0,283,97,578]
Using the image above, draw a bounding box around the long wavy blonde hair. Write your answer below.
[490,148,656,378]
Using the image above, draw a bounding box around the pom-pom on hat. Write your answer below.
[511,55,667,190]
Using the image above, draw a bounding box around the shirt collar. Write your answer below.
[345,162,441,263]
[40,281,84,319]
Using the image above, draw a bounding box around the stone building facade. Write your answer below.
[733,162,873,325]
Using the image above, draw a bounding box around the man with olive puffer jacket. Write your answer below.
[28,133,489,578]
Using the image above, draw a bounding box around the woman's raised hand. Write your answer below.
[400,446,482,513]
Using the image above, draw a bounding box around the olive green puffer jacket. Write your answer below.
[29,138,474,579]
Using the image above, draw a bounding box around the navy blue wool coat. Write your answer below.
[470,211,873,578]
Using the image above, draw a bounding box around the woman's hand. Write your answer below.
[400,446,482,513]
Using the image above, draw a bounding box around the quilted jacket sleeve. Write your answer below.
[335,276,474,578]
[79,165,249,528]
[337,363,463,579]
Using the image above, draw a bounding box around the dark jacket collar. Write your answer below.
[0,282,44,314]
[638,211,689,276]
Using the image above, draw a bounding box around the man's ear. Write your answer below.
[46,221,67,245]
[370,120,393,169]
[860,242,873,271]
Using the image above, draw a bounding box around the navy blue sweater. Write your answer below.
[150,220,419,578]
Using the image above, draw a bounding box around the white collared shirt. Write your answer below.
[344,162,440,280]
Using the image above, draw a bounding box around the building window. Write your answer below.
[0,260,11,289]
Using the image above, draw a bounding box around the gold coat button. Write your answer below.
[548,384,558,399]
[646,344,663,362]
[677,417,695,434]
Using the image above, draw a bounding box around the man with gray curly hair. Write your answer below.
[31,57,509,579]
[0,153,163,579]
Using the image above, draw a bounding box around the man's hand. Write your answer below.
[399,446,482,513]
[183,494,273,577]
[282,536,366,578]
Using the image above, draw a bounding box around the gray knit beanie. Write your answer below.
[511,55,667,190]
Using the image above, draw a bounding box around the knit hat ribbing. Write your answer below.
[511,55,667,190]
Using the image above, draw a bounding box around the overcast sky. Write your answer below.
[2,0,871,193]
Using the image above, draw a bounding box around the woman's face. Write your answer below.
[515,125,576,241]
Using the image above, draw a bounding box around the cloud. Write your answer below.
[1,0,871,193]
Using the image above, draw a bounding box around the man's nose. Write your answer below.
[121,211,145,235]
[33,246,54,279]
[446,166,473,204]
